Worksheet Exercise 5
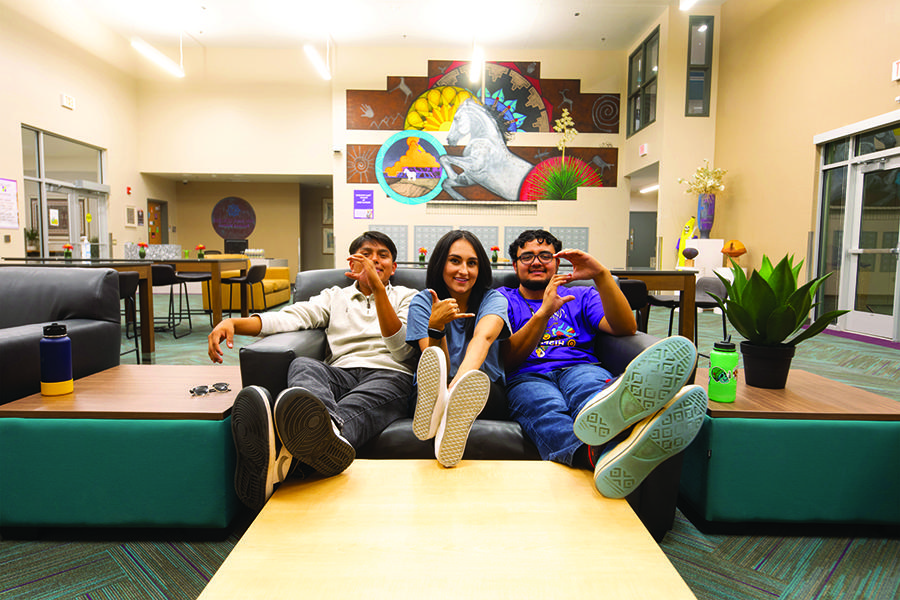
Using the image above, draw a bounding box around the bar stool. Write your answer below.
[151,264,192,338]
[222,264,267,316]
[176,271,214,327]
[647,276,728,343]
[118,271,141,363]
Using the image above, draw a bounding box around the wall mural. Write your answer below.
[347,60,619,202]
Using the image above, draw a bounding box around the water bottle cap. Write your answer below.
[714,340,735,351]
[43,322,67,337]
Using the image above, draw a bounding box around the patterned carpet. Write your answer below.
[1,295,898,599]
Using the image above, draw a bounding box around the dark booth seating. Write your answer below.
[0,266,121,405]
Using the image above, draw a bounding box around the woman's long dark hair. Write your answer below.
[426,230,493,340]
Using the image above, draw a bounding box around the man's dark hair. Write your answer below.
[426,230,493,340]
[349,231,397,262]
[508,229,562,262]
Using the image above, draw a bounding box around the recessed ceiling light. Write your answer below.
[640,184,660,194]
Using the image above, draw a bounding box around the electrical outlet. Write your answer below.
[60,94,76,110]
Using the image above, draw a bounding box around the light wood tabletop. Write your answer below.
[696,368,900,421]
[0,364,240,420]
[199,460,695,599]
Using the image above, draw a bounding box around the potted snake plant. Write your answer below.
[710,254,848,389]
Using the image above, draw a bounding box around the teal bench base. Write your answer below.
[0,416,238,528]
[679,415,900,525]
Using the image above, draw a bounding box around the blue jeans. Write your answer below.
[506,363,614,465]
[287,357,413,449]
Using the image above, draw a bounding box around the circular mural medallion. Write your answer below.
[375,131,447,205]
[211,196,256,240]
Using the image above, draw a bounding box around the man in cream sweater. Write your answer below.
[208,231,417,510]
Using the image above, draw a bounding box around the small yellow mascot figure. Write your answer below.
[676,216,698,268]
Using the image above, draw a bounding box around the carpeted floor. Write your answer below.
[2,294,898,599]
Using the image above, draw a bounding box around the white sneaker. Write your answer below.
[412,346,448,440]
[435,370,490,468]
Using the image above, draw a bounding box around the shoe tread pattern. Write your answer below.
[413,348,443,440]
[275,392,355,477]
[231,386,274,511]
[594,385,706,498]
[575,337,696,445]
[437,373,489,467]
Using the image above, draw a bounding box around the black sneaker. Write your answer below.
[232,385,279,511]
[273,387,356,477]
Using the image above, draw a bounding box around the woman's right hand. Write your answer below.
[427,289,474,330]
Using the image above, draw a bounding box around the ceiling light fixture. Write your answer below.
[469,43,484,84]
[679,0,699,10]
[304,40,332,81]
[131,35,185,78]
[640,184,660,194]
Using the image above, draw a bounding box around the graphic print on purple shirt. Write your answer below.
[499,285,606,376]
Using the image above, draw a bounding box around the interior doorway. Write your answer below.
[148,199,168,244]
[628,211,657,269]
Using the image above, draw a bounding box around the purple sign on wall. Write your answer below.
[354,189,374,219]
[211,196,256,240]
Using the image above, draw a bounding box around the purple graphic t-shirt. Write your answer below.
[499,285,606,377]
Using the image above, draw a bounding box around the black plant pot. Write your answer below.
[740,342,796,389]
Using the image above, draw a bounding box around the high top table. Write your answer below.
[199,460,695,599]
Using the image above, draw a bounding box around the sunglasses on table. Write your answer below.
[190,382,231,396]
[515,252,555,265]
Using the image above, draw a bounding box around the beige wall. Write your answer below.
[715,0,900,272]
[174,182,302,279]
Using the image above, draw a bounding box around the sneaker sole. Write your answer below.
[274,388,356,477]
[574,336,697,445]
[231,386,275,511]
[436,371,489,468]
[413,347,446,440]
[593,385,707,498]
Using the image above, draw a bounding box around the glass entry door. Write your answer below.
[844,155,900,339]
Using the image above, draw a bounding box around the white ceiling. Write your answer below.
[68,0,681,51]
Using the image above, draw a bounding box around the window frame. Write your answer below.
[627,27,660,137]
[685,15,714,118]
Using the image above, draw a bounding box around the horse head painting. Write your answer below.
[439,99,534,201]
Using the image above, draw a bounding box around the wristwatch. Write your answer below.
[427,327,446,339]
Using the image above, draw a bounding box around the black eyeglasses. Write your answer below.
[190,382,231,396]
[516,252,555,265]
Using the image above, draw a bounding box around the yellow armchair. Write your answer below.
[201,255,291,313]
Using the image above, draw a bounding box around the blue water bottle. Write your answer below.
[708,340,738,403]
[40,323,73,396]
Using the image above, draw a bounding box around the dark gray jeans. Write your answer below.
[287,357,413,449]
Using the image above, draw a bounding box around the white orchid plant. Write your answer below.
[678,160,727,195]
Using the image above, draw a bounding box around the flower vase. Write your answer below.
[138,249,146,259]
[63,250,72,261]
[492,252,498,264]
[418,254,425,264]
[697,193,716,239]
[184,250,190,258]
[198,250,205,259]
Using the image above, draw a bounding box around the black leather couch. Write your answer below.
[239,267,682,541]
[0,266,121,405]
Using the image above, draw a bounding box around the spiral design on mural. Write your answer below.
[591,95,619,132]
[347,145,378,183]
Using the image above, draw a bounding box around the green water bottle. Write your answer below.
[708,340,738,403]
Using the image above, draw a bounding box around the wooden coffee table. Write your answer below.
[680,369,900,525]
[0,364,242,528]
[199,460,695,599]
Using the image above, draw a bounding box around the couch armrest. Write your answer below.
[596,331,659,376]
[239,329,328,398]
[265,266,290,281]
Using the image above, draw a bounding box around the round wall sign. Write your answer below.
[375,130,447,205]
[211,196,256,240]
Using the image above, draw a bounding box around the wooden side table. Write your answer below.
[0,365,241,529]
[680,369,900,526]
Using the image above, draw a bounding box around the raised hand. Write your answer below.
[555,248,610,282]
[428,289,475,329]
[538,273,576,317]
[345,253,382,292]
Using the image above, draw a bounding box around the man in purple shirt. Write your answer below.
[499,229,706,498]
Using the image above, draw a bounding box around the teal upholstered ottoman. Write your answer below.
[680,369,900,526]
[0,365,240,528]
